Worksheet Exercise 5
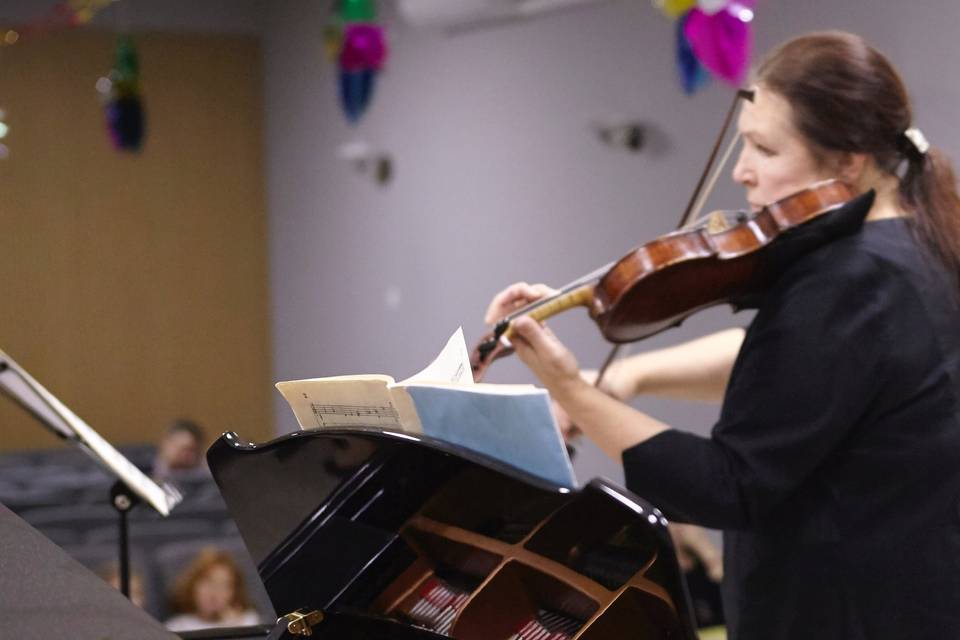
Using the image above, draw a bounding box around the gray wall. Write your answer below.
[262,0,960,485]
[4,0,958,486]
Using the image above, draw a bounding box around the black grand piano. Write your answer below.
[205,427,700,639]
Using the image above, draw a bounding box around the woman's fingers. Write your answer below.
[484,282,557,324]
[484,282,531,324]
[510,316,580,384]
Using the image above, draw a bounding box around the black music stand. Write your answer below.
[0,501,178,639]
[0,350,182,600]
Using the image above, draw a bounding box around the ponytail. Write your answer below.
[898,146,960,286]
[753,31,960,289]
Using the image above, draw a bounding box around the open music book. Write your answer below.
[276,328,576,488]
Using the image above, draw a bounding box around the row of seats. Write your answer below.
[24,510,241,548]
[0,444,157,511]
[64,535,276,623]
[0,444,277,625]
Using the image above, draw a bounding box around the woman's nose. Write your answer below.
[731,148,753,187]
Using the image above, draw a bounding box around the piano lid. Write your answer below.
[208,428,698,640]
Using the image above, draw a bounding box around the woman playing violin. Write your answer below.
[485,31,960,639]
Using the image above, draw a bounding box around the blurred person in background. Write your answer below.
[98,561,147,610]
[151,418,207,482]
[164,547,260,631]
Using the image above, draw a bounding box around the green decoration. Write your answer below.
[112,35,140,97]
[340,0,376,22]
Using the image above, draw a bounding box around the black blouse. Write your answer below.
[622,218,960,639]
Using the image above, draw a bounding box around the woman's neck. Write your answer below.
[861,170,905,221]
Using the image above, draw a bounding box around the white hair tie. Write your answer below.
[903,127,930,155]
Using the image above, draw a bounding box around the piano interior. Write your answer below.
[208,430,697,639]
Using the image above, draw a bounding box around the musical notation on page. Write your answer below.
[310,402,400,428]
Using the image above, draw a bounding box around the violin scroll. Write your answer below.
[470,331,511,382]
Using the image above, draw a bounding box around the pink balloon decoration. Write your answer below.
[682,1,753,86]
[339,23,388,72]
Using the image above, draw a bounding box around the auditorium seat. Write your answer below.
[85,517,219,546]
[67,541,165,619]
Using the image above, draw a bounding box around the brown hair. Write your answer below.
[166,418,206,443]
[170,547,252,616]
[755,31,960,283]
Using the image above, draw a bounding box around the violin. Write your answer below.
[471,179,874,381]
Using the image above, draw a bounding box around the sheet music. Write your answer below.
[278,376,416,430]
[310,402,400,427]
[0,349,182,516]
[278,328,470,433]
[406,385,576,488]
[276,326,576,486]
[399,327,473,385]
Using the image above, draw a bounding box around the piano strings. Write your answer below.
[508,609,582,640]
[401,576,471,635]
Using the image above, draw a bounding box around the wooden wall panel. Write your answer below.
[0,30,272,452]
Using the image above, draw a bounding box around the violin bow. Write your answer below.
[594,88,755,389]
[679,88,755,229]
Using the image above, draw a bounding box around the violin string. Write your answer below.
[498,91,752,355]
[503,261,616,323]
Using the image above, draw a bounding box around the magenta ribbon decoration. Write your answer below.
[334,0,388,124]
[681,0,754,87]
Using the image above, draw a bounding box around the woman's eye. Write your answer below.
[756,144,776,157]
[744,138,775,157]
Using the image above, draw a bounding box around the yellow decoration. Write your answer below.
[654,0,697,18]
[1,0,119,47]
[75,7,95,23]
[322,24,343,63]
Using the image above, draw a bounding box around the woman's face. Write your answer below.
[193,564,236,619]
[731,87,835,212]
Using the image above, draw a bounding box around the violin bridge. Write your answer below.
[707,211,732,234]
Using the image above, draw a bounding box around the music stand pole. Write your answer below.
[110,480,141,598]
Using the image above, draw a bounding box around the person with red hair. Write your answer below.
[164,547,260,632]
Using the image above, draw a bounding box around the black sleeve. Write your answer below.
[622,246,891,529]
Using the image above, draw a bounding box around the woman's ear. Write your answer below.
[835,151,869,185]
